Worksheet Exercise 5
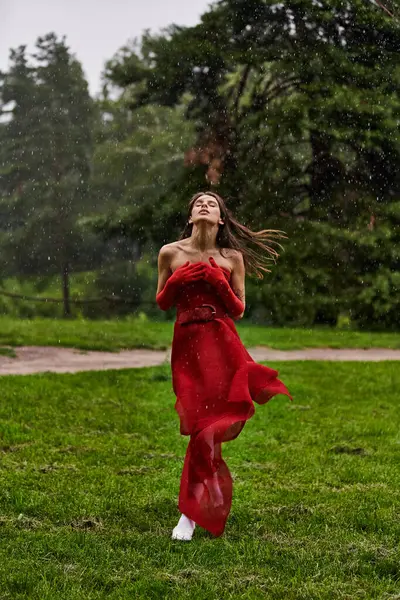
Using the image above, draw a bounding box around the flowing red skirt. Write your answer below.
[171,274,292,537]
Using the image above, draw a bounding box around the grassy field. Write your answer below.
[1,316,400,352]
[0,360,399,599]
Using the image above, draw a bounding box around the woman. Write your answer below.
[156,191,292,541]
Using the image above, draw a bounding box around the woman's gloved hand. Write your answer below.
[196,257,244,319]
[197,257,228,287]
[156,261,205,311]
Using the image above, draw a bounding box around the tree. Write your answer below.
[87,96,196,252]
[104,0,400,221]
[0,34,94,316]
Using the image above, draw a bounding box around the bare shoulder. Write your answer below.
[222,247,242,258]
[158,242,180,259]
[226,248,244,268]
[157,243,178,271]
[232,249,244,262]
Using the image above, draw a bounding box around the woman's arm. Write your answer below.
[156,245,178,310]
[156,245,173,296]
[155,247,206,311]
[199,253,246,320]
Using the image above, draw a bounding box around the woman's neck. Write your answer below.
[189,223,219,252]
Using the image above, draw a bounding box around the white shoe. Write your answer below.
[171,514,196,541]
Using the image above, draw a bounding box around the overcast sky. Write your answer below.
[0,0,212,97]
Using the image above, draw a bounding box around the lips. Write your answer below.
[200,211,209,214]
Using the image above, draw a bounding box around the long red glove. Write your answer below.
[198,257,245,319]
[156,261,205,311]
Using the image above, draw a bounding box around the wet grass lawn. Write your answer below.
[0,361,399,599]
[0,316,399,351]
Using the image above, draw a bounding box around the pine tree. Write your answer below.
[0,34,94,316]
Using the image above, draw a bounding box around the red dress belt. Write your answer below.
[176,303,229,325]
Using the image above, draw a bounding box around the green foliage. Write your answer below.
[95,0,400,330]
[1,2,399,329]
[105,0,400,215]
[353,269,400,329]
[244,201,400,329]
[346,202,400,329]
[90,102,195,213]
[244,219,344,326]
[0,34,95,316]
[86,259,154,319]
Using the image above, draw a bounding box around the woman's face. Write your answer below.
[190,194,224,227]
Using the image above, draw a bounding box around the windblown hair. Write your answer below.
[178,191,287,280]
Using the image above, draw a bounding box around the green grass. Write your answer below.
[0,346,16,358]
[0,316,400,351]
[0,361,399,599]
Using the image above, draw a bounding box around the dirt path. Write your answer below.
[1,345,400,376]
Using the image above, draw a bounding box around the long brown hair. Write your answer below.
[178,191,287,279]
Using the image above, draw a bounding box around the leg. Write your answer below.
[172,429,223,540]
[203,428,224,507]
[172,439,197,541]
[175,422,234,538]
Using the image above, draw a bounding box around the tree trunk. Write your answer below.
[62,261,71,318]
[308,128,344,221]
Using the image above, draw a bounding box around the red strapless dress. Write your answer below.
[171,264,292,537]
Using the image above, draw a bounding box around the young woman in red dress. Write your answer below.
[156,191,292,541]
